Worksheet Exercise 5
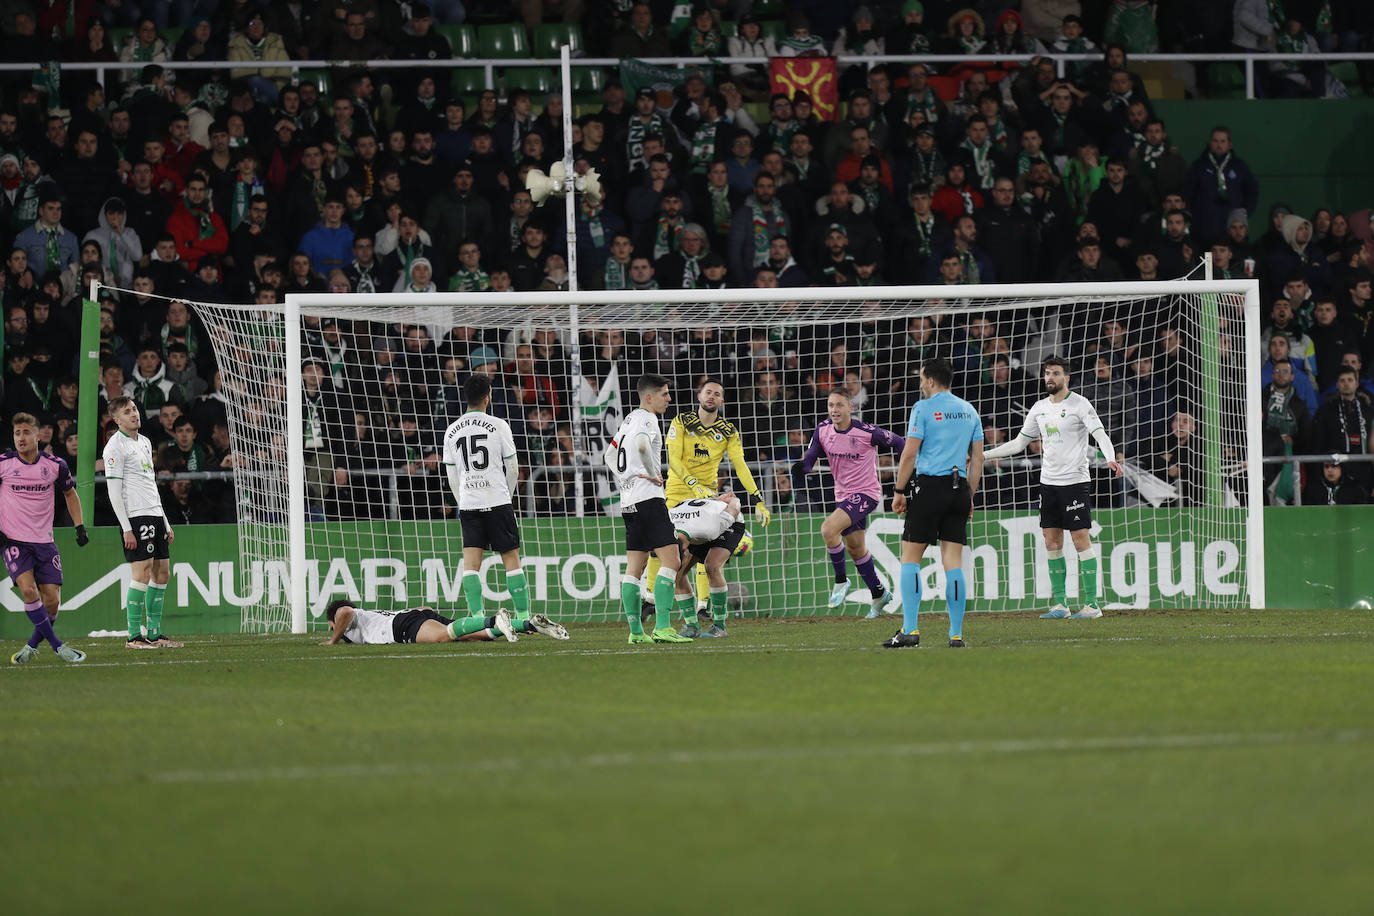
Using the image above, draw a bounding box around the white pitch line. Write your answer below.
[4,730,1364,789]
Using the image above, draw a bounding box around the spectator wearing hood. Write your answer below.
[1183,126,1258,248]
[1265,213,1332,298]
[83,197,142,287]
[124,342,184,419]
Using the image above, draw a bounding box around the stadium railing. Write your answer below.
[4,52,1374,101]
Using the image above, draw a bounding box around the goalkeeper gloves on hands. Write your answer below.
[74,525,89,547]
[754,500,771,527]
[684,476,714,499]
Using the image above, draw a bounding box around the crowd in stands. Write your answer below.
[0,0,1370,525]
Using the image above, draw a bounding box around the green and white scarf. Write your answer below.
[749,201,785,267]
[905,88,941,124]
[689,118,721,174]
[769,118,798,154]
[185,195,216,239]
[958,33,984,54]
[653,217,681,260]
[625,113,665,164]
[958,249,981,284]
[583,200,606,247]
[1209,151,1231,197]
[708,184,731,234]
[43,224,61,273]
[449,268,491,291]
[351,259,378,293]
[781,34,824,55]
[1016,150,1048,176]
[1266,0,1286,30]
[960,138,995,189]
[1138,142,1166,174]
[911,213,935,257]
[229,175,262,231]
[602,257,629,290]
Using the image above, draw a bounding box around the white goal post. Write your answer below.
[196,280,1264,633]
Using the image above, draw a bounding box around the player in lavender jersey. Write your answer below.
[4,412,90,664]
[792,390,905,617]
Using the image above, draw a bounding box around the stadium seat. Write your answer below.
[758,20,784,43]
[298,68,332,95]
[1208,62,1246,100]
[478,23,530,59]
[720,20,737,38]
[504,66,554,95]
[531,23,584,59]
[435,24,477,58]
[107,26,133,52]
[572,95,602,117]
[162,26,184,49]
[451,66,489,100]
[572,67,607,94]
[1327,60,1364,96]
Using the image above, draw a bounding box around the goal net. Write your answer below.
[194,282,1264,634]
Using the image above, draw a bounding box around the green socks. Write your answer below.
[462,570,484,615]
[676,592,695,624]
[653,571,676,630]
[709,586,728,625]
[506,568,530,619]
[447,615,491,640]
[1079,549,1100,606]
[621,576,644,635]
[1047,550,1068,605]
[126,582,146,639]
[146,582,167,638]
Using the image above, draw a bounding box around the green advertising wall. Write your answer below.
[3,507,1368,638]
[1152,99,1374,222]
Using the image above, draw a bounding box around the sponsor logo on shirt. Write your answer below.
[934,411,970,421]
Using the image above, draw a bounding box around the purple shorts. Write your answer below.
[836,493,880,535]
[3,541,63,586]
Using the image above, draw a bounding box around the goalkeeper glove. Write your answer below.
[74,525,89,547]
[684,476,713,499]
[789,460,805,478]
[754,500,771,527]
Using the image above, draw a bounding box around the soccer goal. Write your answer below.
[193,281,1264,633]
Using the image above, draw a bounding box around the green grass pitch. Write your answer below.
[3,608,1372,915]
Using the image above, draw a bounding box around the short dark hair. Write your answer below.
[325,598,353,623]
[920,358,953,388]
[173,416,196,431]
[463,373,492,405]
[638,373,670,396]
[1042,355,1072,377]
[1337,365,1358,380]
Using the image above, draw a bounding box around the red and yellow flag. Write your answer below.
[769,58,839,122]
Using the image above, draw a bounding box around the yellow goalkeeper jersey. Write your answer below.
[665,410,761,507]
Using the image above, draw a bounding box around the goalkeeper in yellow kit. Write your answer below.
[645,378,771,638]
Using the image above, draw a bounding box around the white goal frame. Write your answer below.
[278,280,1265,633]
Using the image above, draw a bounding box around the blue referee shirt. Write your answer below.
[906,391,984,478]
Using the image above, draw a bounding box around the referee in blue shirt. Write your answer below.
[888,358,985,649]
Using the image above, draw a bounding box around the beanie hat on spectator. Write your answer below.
[903,0,924,15]
[792,91,812,107]
[1270,202,1292,218]
[411,2,432,17]
[1228,209,1248,228]
[827,223,847,237]
[470,346,501,368]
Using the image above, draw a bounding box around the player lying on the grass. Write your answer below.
[646,377,770,627]
[6,412,89,665]
[606,373,693,645]
[982,356,1122,619]
[441,373,548,632]
[887,359,984,649]
[321,600,569,645]
[668,492,748,638]
[103,395,183,648]
[792,389,905,618]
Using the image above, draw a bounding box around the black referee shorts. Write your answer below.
[902,474,972,545]
[623,498,677,552]
[459,504,520,553]
[1038,482,1092,531]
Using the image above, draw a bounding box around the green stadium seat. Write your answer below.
[573,94,602,117]
[720,20,737,38]
[531,23,584,59]
[298,68,332,96]
[1327,60,1364,96]
[1207,62,1246,100]
[751,0,784,17]
[435,24,477,58]
[478,23,530,59]
[162,26,184,49]
[759,20,784,43]
[451,66,490,100]
[572,66,607,94]
[503,66,555,95]
[107,26,133,53]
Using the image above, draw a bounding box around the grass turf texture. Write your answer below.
[3,609,1372,916]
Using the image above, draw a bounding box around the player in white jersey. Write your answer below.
[321,600,521,645]
[441,374,568,641]
[605,373,692,645]
[983,356,1123,619]
[103,396,183,648]
[668,493,747,636]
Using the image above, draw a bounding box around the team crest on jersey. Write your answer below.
[40,465,50,479]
